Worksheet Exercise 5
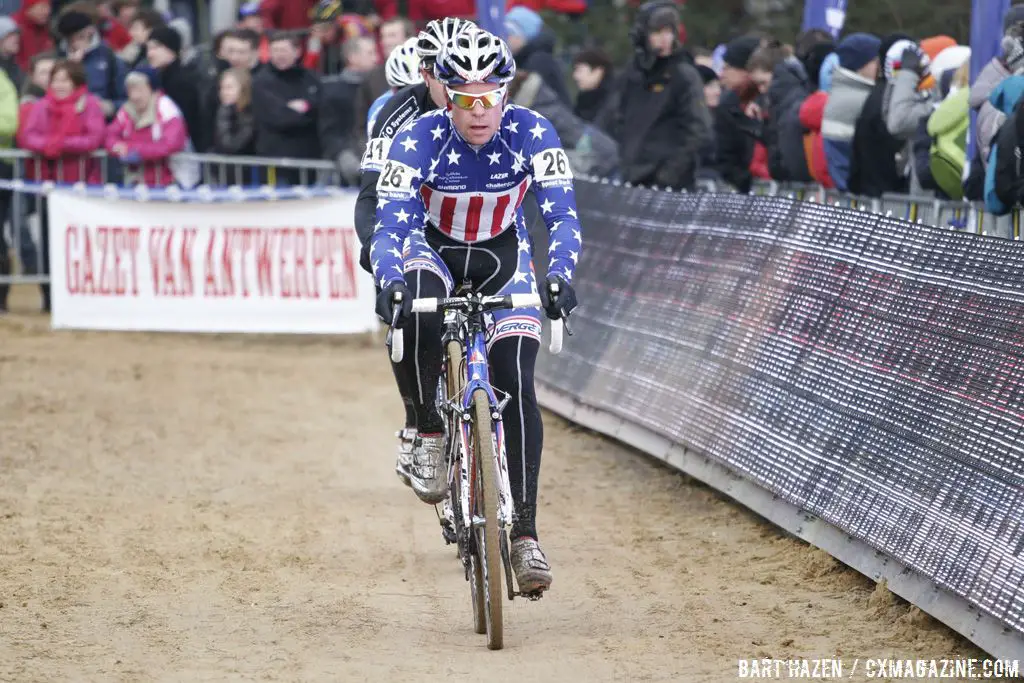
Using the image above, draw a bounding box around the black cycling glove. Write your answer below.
[539,274,578,320]
[375,281,412,327]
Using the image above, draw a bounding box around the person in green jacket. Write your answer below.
[0,66,18,313]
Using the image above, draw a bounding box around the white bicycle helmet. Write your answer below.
[416,17,477,68]
[385,37,423,88]
[433,27,516,86]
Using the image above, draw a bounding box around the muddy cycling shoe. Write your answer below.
[408,433,448,504]
[510,537,552,594]
[394,428,417,487]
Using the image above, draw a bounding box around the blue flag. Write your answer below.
[801,0,849,38]
[477,0,507,38]
[967,0,1011,161]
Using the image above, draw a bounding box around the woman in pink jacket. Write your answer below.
[105,66,187,187]
[18,58,106,184]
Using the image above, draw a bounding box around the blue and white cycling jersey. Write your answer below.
[366,90,395,139]
[370,105,582,290]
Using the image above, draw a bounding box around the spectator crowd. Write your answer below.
[3,0,1024,313]
[0,0,1011,201]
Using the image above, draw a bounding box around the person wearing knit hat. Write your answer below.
[238,1,264,33]
[56,10,95,45]
[145,24,206,152]
[719,34,761,93]
[845,32,916,197]
[53,3,128,120]
[504,6,544,51]
[502,6,571,106]
[612,0,711,191]
[109,62,188,187]
[126,64,160,92]
[835,32,880,76]
[147,25,182,61]
[821,32,881,191]
[1005,4,1024,33]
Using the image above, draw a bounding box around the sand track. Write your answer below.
[0,287,987,682]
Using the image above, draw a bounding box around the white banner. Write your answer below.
[48,192,379,334]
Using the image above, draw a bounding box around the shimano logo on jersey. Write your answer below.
[435,184,467,191]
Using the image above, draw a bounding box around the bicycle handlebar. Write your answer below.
[389,291,565,363]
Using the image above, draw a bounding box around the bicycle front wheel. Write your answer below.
[471,387,504,650]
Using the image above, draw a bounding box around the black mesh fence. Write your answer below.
[525,180,1024,636]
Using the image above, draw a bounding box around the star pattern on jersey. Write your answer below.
[371,107,582,288]
[425,156,439,182]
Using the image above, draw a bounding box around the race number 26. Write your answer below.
[532,148,573,182]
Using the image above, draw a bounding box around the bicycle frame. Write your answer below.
[446,305,515,529]
[388,290,566,619]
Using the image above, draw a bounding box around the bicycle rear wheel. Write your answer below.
[471,387,503,650]
[446,340,485,636]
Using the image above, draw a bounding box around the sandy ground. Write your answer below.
[0,285,994,682]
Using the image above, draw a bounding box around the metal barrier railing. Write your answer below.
[0,150,344,294]
[0,152,1019,294]
[748,180,1014,240]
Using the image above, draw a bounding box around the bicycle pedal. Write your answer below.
[516,589,546,601]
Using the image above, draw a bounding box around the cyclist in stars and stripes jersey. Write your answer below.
[371,27,581,594]
[355,17,477,486]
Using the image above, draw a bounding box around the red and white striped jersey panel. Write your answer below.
[419,176,532,242]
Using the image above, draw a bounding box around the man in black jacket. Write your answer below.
[319,36,379,187]
[252,33,321,186]
[607,0,711,190]
[147,25,207,152]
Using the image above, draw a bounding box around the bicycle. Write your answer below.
[388,284,567,650]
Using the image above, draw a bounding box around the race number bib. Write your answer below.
[376,159,417,198]
[531,148,573,184]
[360,136,391,171]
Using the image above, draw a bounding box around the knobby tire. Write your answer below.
[447,340,486,636]
[472,388,504,650]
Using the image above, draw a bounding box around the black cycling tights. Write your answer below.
[391,275,543,541]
